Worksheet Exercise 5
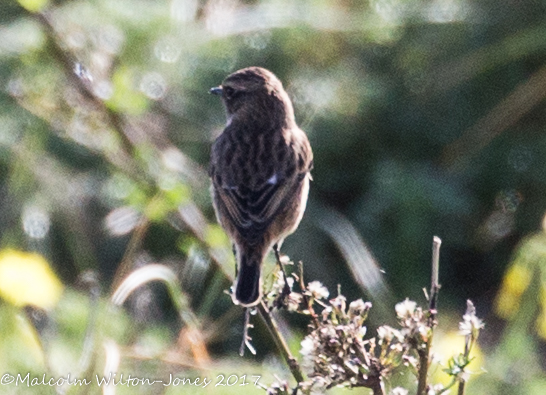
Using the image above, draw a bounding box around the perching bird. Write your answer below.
[209,67,313,307]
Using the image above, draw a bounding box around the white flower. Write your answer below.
[286,292,303,311]
[377,325,400,343]
[459,314,484,336]
[391,387,408,395]
[321,306,332,321]
[320,325,337,338]
[300,336,316,356]
[395,298,417,319]
[427,384,446,395]
[377,325,391,341]
[276,273,294,289]
[309,377,328,394]
[459,300,484,337]
[403,355,418,368]
[348,299,371,318]
[358,325,367,339]
[269,272,294,296]
[330,294,346,312]
[458,371,470,382]
[307,281,329,300]
[300,336,318,373]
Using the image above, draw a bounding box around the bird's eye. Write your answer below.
[223,86,235,98]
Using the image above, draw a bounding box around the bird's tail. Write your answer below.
[234,247,263,306]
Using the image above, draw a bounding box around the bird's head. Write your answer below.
[210,67,294,126]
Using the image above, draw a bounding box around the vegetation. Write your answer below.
[1,0,546,394]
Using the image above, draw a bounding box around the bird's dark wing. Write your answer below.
[210,125,312,244]
[213,175,300,243]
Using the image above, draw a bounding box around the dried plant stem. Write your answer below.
[258,301,306,385]
[429,236,442,323]
[298,262,320,327]
[417,236,442,395]
[458,381,466,395]
[457,311,472,395]
[110,216,150,293]
[373,383,386,395]
[359,366,386,395]
[416,341,432,395]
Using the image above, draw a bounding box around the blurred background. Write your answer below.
[1,0,546,393]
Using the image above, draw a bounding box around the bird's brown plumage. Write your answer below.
[209,67,313,306]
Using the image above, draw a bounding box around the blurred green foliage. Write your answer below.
[2,0,546,393]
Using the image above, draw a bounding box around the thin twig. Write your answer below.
[429,236,442,324]
[77,272,101,375]
[358,362,386,395]
[457,300,475,395]
[257,301,306,384]
[273,244,292,301]
[110,216,150,293]
[416,346,430,395]
[458,380,466,395]
[298,261,320,327]
[417,236,442,395]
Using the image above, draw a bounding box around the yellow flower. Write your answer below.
[535,284,546,340]
[0,249,63,309]
[204,224,230,248]
[432,331,484,386]
[494,263,532,320]
[17,0,49,12]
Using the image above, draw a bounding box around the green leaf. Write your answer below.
[17,0,49,12]
[106,67,148,115]
[204,224,229,248]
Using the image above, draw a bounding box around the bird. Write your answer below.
[209,66,313,307]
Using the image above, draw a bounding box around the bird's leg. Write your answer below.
[273,243,291,299]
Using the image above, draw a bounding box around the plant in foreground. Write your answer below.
[258,238,484,395]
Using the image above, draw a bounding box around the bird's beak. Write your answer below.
[209,86,223,96]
